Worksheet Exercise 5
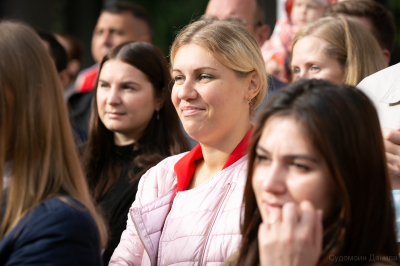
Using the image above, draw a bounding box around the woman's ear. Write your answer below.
[246,71,261,100]
[155,89,165,111]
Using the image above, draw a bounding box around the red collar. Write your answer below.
[174,127,253,193]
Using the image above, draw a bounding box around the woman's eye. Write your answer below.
[255,153,270,163]
[99,83,109,88]
[291,163,310,172]
[198,74,214,81]
[174,75,185,84]
[123,86,134,91]
[292,68,300,74]
[310,66,320,72]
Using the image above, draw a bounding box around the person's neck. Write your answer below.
[200,122,251,173]
[114,132,138,146]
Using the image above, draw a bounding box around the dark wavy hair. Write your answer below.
[238,79,399,266]
[83,41,189,202]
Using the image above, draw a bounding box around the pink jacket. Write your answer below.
[109,151,248,266]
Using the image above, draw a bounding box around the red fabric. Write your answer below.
[76,66,99,93]
[174,127,254,193]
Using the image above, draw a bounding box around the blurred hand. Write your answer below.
[258,201,322,266]
[382,127,400,190]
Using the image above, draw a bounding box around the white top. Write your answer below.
[357,63,400,129]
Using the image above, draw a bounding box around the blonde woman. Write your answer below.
[0,21,107,265]
[110,19,267,265]
[290,16,386,86]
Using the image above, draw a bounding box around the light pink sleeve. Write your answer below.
[108,172,149,266]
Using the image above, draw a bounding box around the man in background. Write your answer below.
[205,0,285,116]
[69,2,152,134]
[205,0,270,47]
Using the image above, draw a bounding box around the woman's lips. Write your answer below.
[181,106,204,116]
[106,112,124,118]
[263,201,283,213]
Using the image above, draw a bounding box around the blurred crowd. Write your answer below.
[1,0,400,265]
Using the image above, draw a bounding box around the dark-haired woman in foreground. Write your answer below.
[227,79,399,266]
[82,41,189,264]
[0,21,107,265]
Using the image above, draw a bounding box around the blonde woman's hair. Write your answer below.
[170,19,268,109]
[292,16,386,86]
[0,20,107,245]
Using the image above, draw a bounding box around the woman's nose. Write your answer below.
[261,163,286,195]
[176,79,198,101]
[106,87,121,105]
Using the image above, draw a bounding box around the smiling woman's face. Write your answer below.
[252,116,333,222]
[171,44,251,143]
[291,35,345,84]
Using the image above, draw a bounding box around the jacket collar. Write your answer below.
[174,127,253,193]
[378,63,400,104]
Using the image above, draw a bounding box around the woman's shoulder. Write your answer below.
[135,152,189,204]
[141,151,189,183]
[157,151,189,170]
[0,197,102,266]
[21,197,98,238]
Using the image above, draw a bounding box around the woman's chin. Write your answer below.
[182,124,203,141]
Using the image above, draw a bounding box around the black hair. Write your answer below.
[102,2,153,38]
[36,30,67,73]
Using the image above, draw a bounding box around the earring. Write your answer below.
[156,110,160,120]
[248,96,252,106]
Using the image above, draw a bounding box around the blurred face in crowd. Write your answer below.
[205,0,270,46]
[290,0,325,27]
[97,59,163,145]
[252,116,332,222]
[291,35,344,84]
[171,44,251,142]
[92,12,146,63]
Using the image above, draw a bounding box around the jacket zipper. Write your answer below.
[197,183,231,266]
[130,210,153,266]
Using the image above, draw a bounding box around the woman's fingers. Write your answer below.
[282,202,298,226]
[258,201,323,266]
[281,202,298,245]
[315,209,323,252]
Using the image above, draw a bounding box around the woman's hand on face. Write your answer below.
[258,201,323,266]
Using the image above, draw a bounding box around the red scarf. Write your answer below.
[174,127,253,193]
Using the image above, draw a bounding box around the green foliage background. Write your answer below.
[122,0,209,58]
[122,0,400,61]
[387,0,400,46]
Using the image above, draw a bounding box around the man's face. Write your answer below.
[205,0,270,46]
[205,0,257,34]
[91,12,139,63]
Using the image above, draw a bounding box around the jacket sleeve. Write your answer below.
[108,170,151,266]
[4,201,102,266]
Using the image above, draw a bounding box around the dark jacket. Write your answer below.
[0,197,102,266]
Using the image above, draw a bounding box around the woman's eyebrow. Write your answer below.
[121,81,140,87]
[284,155,319,163]
[256,145,268,154]
[172,67,217,72]
[193,67,217,72]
